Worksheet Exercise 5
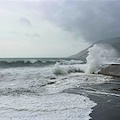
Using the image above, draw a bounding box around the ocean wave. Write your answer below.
[0,60,56,68]
[0,59,84,68]
[56,59,84,65]
[53,64,85,76]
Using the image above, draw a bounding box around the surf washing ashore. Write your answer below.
[0,44,120,120]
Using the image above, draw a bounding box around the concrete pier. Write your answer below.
[99,64,120,77]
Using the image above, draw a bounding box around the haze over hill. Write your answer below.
[70,37,120,60]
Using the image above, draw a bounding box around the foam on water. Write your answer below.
[57,60,83,65]
[0,93,96,120]
[0,66,111,96]
[0,57,114,120]
[53,61,86,76]
[53,63,68,75]
[45,73,112,94]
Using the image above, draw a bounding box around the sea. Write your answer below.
[0,57,114,120]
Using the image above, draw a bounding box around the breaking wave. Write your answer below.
[0,60,56,68]
[0,59,84,68]
[86,44,119,74]
[53,62,84,76]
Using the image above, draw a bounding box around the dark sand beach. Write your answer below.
[89,94,120,120]
[63,76,120,120]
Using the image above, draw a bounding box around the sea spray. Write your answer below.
[53,61,84,75]
[86,44,119,74]
[53,62,68,75]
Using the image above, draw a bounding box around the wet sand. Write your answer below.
[63,76,120,120]
[89,94,120,120]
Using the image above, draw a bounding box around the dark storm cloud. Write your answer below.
[19,17,32,27]
[40,0,120,43]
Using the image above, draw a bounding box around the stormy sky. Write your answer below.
[0,0,120,57]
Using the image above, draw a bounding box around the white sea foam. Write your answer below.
[86,44,119,74]
[45,73,112,94]
[53,64,68,75]
[53,61,86,76]
[27,59,38,64]
[59,60,83,65]
[69,59,83,64]
[0,93,96,120]
[0,58,114,120]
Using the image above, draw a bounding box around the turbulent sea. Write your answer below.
[0,57,114,120]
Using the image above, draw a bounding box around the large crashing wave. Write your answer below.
[86,44,119,74]
[53,60,84,76]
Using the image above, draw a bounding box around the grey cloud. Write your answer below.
[10,31,40,39]
[33,33,40,38]
[19,17,32,26]
[24,33,40,39]
[39,0,120,43]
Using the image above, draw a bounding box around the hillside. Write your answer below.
[69,37,120,60]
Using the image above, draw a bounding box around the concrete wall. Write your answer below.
[99,64,120,77]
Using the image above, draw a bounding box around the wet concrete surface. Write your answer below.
[99,64,120,77]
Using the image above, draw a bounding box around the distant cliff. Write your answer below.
[69,37,120,60]
[69,47,90,60]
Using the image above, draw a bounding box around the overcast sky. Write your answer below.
[0,0,120,58]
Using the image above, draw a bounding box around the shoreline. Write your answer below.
[63,76,120,120]
[89,94,120,120]
[90,77,120,120]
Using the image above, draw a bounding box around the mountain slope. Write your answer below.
[69,37,120,60]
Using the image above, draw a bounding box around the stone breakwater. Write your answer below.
[99,64,120,77]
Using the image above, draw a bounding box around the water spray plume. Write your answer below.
[86,44,119,74]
